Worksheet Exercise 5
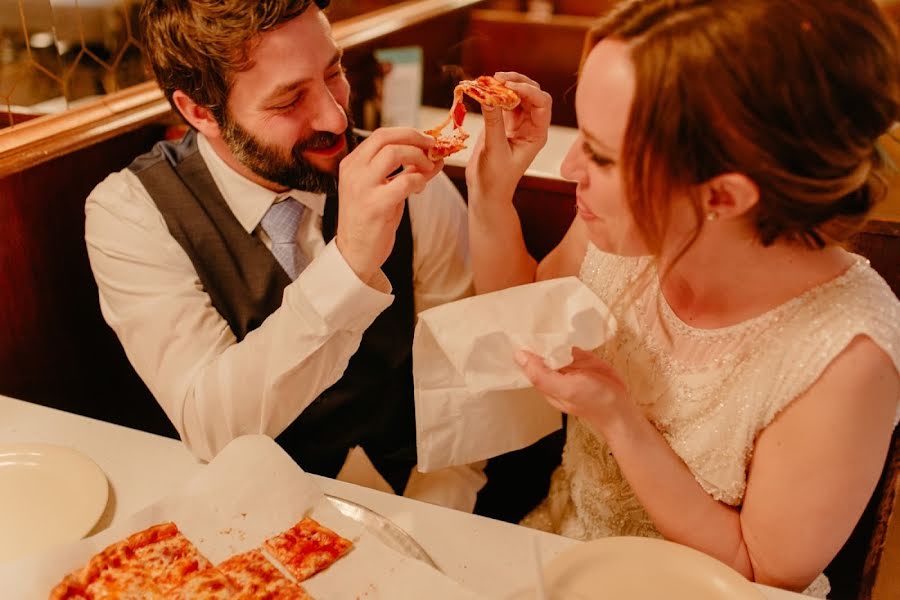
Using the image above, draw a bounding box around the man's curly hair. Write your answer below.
[140,0,331,124]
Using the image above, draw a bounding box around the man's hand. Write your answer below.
[336,128,443,283]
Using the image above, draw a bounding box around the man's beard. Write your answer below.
[220,110,357,195]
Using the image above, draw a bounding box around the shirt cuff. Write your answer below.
[289,240,394,331]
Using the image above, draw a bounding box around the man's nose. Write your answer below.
[309,86,348,134]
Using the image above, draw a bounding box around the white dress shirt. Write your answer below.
[85,133,484,511]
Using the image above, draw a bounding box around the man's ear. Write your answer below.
[172,90,222,139]
[701,173,760,221]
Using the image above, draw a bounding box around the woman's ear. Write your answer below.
[172,90,221,139]
[701,173,760,221]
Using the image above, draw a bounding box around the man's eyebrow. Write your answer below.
[582,129,617,155]
[261,49,344,106]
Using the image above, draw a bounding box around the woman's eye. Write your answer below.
[583,142,614,168]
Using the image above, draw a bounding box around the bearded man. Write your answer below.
[85,0,484,510]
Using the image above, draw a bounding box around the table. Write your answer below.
[0,394,806,598]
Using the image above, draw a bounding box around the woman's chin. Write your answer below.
[586,224,649,257]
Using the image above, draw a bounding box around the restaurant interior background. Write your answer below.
[0,1,898,598]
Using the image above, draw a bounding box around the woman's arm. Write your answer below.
[465,73,551,294]
[517,336,898,590]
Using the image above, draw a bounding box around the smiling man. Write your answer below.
[84,0,483,510]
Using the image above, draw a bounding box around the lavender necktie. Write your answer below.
[260,197,307,280]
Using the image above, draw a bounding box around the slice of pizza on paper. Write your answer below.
[50,522,213,599]
[426,75,521,161]
[263,516,354,583]
[174,565,238,599]
[218,548,312,599]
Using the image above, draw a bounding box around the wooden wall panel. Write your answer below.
[462,10,595,127]
[0,123,177,438]
[342,7,481,129]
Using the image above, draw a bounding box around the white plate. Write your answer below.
[0,443,108,562]
[511,536,765,600]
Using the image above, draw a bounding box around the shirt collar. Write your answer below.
[197,133,327,233]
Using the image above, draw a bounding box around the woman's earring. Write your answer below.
[706,211,718,222]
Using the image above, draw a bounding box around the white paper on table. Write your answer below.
[0,435,483,600]
[414,277,617,472]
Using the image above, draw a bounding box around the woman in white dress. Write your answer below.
[465,0,900,596]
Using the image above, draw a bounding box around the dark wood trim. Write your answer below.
[0,82,172,179]
[332,0,487,48]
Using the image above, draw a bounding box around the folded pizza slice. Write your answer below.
[263,516,353,582]
[458,75,522,110]
[217,549,312,599]
[426,75,521,161]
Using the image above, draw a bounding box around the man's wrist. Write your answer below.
[334,235,375,285]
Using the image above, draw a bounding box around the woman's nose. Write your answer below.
[560,139,585,183]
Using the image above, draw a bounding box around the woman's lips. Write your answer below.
[575,196,598,220]
[304,134,346,158]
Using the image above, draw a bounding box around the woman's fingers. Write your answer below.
[494,71,541,89]
[515,350,572,400]
[481,105,510,150]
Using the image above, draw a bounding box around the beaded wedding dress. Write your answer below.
[522,244,900,598]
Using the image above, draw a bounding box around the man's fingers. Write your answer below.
[371,144,435,180]
[352,127,435,162]
[383,167,438,198]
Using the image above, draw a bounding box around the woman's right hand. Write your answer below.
[465,72,552,203]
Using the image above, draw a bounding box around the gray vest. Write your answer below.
[129,131,417,492]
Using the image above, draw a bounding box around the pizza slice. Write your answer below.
[83,567,166,599]
[218,549,312,599]
[458,75,522,110]
[427,128,470,161]
[262,516,353,582]
[127,522,213,591]
[48,573,90,600]
[174,565,239,599]
[426,75,521,160]
[51,522,213,599]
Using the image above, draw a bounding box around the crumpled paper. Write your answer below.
[414,277,617,471]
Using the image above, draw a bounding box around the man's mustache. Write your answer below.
[297,131,344,152]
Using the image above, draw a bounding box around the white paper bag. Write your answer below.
[414,277,617,472]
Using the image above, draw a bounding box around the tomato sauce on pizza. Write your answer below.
[426,75,522,161]
[50,517,354,599]
[263,516,354,582]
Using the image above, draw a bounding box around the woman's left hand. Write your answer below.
[515,347,630,428]
[465,72,552,202]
